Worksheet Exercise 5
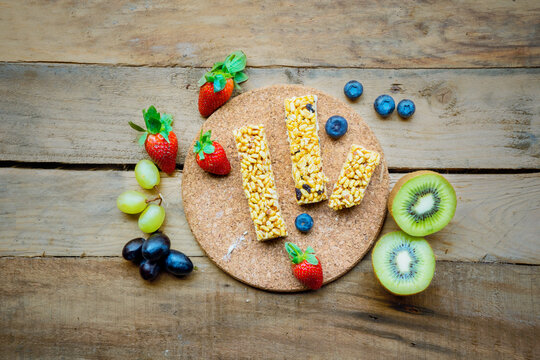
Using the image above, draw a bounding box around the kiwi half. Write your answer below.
[389,171,456,237]
[372,231,435,296]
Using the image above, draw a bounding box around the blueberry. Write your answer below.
[374,95,395,117]
[344,80,363,100]
[122,237,145,264]
[165,250,194,276]
[325,116,348,139]
[139,259,161,281]
[397,99,415,118]
[295,213,314,233]
[142,232,171,261]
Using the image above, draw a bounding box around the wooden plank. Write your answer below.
[1,168,539,264]
[1,64,539,169]
[0,257,537,359]
[0,0,538,67]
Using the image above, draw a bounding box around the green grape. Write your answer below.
[138,204,166,233]
[135,159,160,189]
[117,190,148,214]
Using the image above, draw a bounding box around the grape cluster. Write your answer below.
[117,160,166,233]
[122,233,193,282]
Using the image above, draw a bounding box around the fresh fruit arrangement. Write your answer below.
[285,242,323,290]
[117,159,166,233]
[129,106,178,174]
[372,171,456,295]
[122,232,194,282]
[372,231,435,296]
[194,130,231,175]
[198,51,249,117]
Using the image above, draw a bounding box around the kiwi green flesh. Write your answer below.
[392,173,456,237]
[372,231,435,296]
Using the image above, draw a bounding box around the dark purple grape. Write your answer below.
[142,232,171,261]
[122,237,145,264]
[164,250,194,276]
[139,259,161,281]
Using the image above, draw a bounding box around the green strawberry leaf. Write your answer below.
[203,143,215,154]
[213,74,226,93]
[193,141,202,154]
[285,242,304,263]
[138,133,147,146]
[160,130,170,143]
[211,61,224,72]
[129,121,146,132]
[305,254,319,265]
[305,246,315,254]
[234,71,249,84]
[223,51,247,74]
[198,75,208,87]
[161,113,173,126]
[146,117,161,134]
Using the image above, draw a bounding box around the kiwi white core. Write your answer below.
[395,250,413,274]
[412,193,436,217]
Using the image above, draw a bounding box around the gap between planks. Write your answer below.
[1,168,538,264]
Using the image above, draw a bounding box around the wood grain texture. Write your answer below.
[1,64,539,169]
[0,0,538,67]
[0,257,537,359]
[1,168,539,264]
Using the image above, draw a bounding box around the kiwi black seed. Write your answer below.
[372,231,435,296]
[388,171,457,237]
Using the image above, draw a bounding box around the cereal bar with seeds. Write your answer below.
[329,144,381,211]
[233,124,287,241]
[284,95,328,204]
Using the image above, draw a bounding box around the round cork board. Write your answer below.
[182,85,389,292]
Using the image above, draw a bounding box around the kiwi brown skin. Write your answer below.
[387,170,442,219]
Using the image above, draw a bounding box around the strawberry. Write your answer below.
[193,130,231,175]
[129,106,178,174]
[285,242,324,290]
[198,79,234,117]
[198,51,249,117]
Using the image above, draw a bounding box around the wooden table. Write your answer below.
[1,1,538,358]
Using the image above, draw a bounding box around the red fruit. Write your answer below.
[145,131,178,174]
[197,51,249,117]
[198,79,234,117]
[129,106,178,174]
[193,130,231,175]
[285,242,324,290]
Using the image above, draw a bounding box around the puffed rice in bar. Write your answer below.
[329,144,381,211]
[284,95,328,204]
[233,124,287,241]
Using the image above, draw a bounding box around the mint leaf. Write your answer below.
[203,143,215,154]
[129,122,145,132]
[213,74,226,92]
[138,133,147,146]
[223,51,247,74]
[305,255,318,265]
[234,71,249,84]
